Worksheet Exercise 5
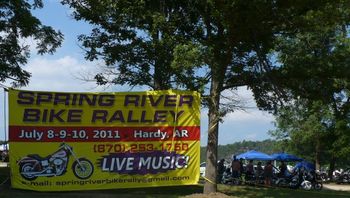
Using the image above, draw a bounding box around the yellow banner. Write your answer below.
[9,89,200,191]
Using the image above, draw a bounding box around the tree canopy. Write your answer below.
[270,100,332,168]
[0,0,63,87]
[62,0,350,193]
[268,2,350,174]
[62,0,203,90]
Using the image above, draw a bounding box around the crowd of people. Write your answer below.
[217,156,290,186]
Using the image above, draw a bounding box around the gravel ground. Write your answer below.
[0,162,8,167]
[323,184,350,191]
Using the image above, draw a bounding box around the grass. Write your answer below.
[218,184,350,198]
[1,167,350,198]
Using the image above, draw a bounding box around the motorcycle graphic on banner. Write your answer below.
[17,143,94,180]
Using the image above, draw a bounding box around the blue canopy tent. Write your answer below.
[271,152,303,162]
[235,150,273,160]
[293,161,315,171]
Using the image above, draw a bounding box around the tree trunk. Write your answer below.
[203,76,221,194]
[328,154,336,180]
[315,138,320,170]
[153,31,163,90]
[328,103,339,180]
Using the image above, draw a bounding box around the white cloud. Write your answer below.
[0,56,107,141]
[220,87,274,123]
[220,86,257,108]
[225,109,274,123]
[23,56,104,92]
[200,88,275,146]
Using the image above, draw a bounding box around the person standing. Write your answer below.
[255,161,264,184]
[246,160,254,181]
[217,159,225,183]
[264,161,273,186]
[231,156,241,178]
[246,160,254,175]
[278,161,287,178]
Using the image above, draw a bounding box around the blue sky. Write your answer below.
[0,0,276,146]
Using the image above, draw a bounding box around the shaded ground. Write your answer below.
[1,184,204,198]
[1,167,350,198]
[181,192,233,198]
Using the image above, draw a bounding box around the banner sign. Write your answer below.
[9,89,200,191]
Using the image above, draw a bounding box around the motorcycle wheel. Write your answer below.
[314,182,323,190]
[301,181,312,191]
[72,158,94,180]
[19,163,38,181]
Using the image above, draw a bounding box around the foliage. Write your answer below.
[0,140,7,145]
[61,0,350,193]
[0,0,63,87]
[268,1,350,171]
[61,0,203,90]
[269,100,333,165]
[270,101,350,170]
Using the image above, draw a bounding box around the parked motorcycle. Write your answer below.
[317,170,330,183]
[335,168,350,184]
[296,169,323,190]
[17,143,94,180]
[221,168,241,185]
[275,174,299,189]
[275,168,322,190]
[310,171,323,190]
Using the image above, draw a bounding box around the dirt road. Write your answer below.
[323,184,350,191]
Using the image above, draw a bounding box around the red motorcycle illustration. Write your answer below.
[17,143,94,180]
